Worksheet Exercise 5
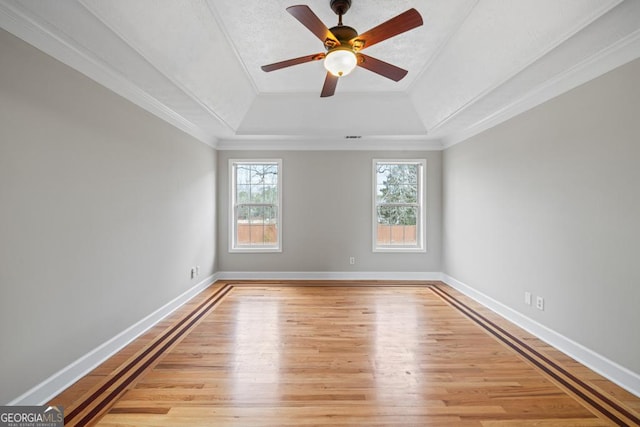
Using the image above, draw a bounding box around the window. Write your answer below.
[373,159,425,252]
[230,160,282,252]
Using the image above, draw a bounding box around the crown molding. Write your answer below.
[441,28,640,149]
[0,1,217,148]
[217,136,444,151]
[429,0,621,136]
[76,0,237,138]
[3,0,638,153]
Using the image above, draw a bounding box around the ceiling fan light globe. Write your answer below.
[324,49,357,77]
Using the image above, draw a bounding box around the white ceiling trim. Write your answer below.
[428,0,622,135]
[3,1,638,151]
[76,0,238,136]
[406,0,478,94]
[203,0,259,96]
[0,0,217,147]
[442,26,640,148]
[216,137,443,151]
[237,91,428,137]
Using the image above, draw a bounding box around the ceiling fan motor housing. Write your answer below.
[327,25,357,47]
[330,0,351,16]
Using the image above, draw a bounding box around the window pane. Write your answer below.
[376,222,418,246]
[248,164,277,185]
[250,165,263,184]
[377,206,417,226]
[236,184,250,203]
[236,205,249,245]
[374,159,423,251]
[249,184,262,203]
[263,164,278,184]
[376,164,418,203]
[236,206,278,246]
[231,160,281,251]
[237,205,278,245]
[262,184,278,204]
[236,165,251,185]
[376,206,417,246]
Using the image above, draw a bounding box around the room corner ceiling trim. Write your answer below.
[424,0,622,136]
[443,27,640,148]
[0,1,218,147]
[75,0,242,136]
[215,137,444,152]
[433,0,640,147]
[203,0,260,96]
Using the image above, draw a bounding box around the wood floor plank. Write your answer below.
[47,281,639,426]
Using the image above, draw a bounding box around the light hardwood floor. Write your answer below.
[49,281,640,426]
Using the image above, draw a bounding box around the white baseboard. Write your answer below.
[11,271,637,405]
[441,273,640,397]
[8,274,217,406]
[215,271,442,281]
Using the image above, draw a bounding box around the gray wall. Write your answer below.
[3,13,638,404]
[0,29,216,403]
[443,58,640,373]
[217,150,442,273]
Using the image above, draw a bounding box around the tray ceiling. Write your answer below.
[1,0,639,149]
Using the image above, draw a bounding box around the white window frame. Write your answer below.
[229,159,282,253]
[372,159,426,253]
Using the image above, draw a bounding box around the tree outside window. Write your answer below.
[230,160,282,252]
[374,160,425,251]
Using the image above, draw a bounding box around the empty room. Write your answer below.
[1,0,639,425]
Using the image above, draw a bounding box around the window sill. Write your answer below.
[373,247,426,253]
[229,247,282,253]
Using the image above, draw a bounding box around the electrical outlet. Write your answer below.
[196,266,200,276]
[349,257,355,265]
[190,268,196,279]
[536,296,544,311]
[524,292,532,306]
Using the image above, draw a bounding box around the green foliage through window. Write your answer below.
[376,163,418,226]
[374,160,424,250]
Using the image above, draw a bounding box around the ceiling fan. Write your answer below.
[261,0,423,97]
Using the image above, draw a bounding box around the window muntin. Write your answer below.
[373,159,425,252]
[230,160,282,252]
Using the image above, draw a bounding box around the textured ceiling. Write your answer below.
[211,0,474,93]
[1,0,639,149]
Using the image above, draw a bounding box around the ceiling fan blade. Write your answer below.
[356,53,408,82]
[261,53,325,72]
[287,5,340,47]
[350,8,423,50]
[320,72,339,97]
